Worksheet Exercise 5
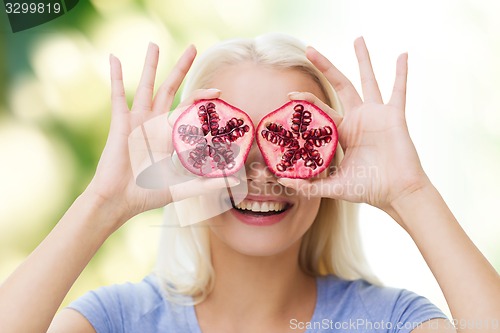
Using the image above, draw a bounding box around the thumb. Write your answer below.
[277,176,346,200]
[169,176,240,202]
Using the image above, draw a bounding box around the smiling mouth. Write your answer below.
[231,198,292,216]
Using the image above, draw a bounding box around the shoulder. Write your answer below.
[67,274,192,332]
[319,275,412,307]
[315,275,447,332]
[316,275,403,317]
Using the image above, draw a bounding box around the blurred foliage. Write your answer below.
[1,0,499,314]
[1,0,332,309]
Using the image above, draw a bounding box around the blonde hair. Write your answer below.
[155,33,379,305]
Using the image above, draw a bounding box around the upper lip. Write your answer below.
[234,194,292,205]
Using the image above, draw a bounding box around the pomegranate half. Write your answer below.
[256,100,338,179]
[172,99,254,177]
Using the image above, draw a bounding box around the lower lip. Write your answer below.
[230,206,291,226]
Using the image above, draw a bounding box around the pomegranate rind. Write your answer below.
[256,100,338,179]
[172,99,255,178]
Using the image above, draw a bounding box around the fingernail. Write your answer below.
[184,44,197,55]
[288,91,300,96]
[219,177,240,188]
[207,88,221,93]
[277,178,290,186]
[228,177,241,186]
[148,42,159,51]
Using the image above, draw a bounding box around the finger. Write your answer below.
[167,88,221,126]
[287,91,343,127]
[134,152,241,191]
[306,46,362,112]
[152,44,197,114]
[277,177,345,200]
[169,176,240,202]
[354,37,383,103]
[131,42,160,112]
[388,53,408,110]
[177,88,221,109]
[168,175,242,227]
[109,54,128,113]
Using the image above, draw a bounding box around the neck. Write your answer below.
[195,230,316,330]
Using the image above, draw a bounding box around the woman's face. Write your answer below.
[205,62,326,257]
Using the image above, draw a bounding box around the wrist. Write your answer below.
[384,176,435,230]
[77,189,128,235]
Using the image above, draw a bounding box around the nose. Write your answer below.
[245,141,276,184]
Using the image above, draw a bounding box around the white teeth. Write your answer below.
[234,199,287,213]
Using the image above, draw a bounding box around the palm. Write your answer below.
[335,103,423,208]
[91,111,168,219]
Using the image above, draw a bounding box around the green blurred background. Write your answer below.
[1,0,499,317]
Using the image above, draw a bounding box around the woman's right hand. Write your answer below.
[86,43,234,227]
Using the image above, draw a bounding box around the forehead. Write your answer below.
[208,62,326,125]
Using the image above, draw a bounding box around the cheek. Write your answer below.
[296,197,322,227]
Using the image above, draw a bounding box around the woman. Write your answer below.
[0,34,498,332]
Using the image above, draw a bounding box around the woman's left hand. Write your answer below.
[281,38,500,329]
[279,38,430,213]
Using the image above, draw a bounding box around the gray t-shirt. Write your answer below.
[68,274,447,332]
